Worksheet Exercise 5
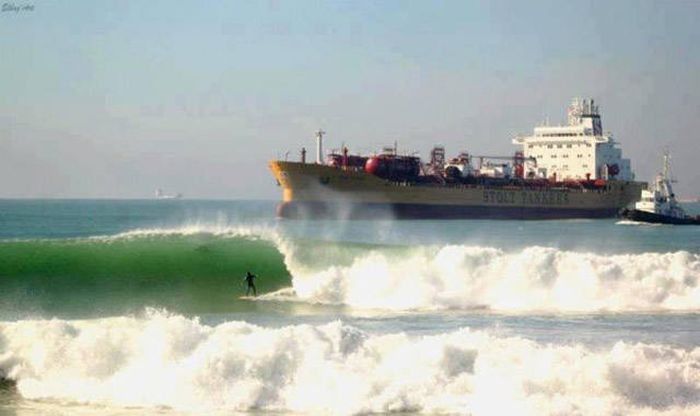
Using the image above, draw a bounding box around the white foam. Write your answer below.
[616,220,664,226]
[286,245,700,312]
[1,311,699,414]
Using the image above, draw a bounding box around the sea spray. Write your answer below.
[1,310,699,415]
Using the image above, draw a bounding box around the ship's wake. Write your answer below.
[1,310,699,415]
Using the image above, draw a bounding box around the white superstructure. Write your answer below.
[513,98,634,181]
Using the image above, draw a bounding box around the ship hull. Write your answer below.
[270,161,645,220]
[278,201,619,220]
[620,209,700,225]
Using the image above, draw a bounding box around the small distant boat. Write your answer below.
[620,151,700,225]
[155,189,183,200]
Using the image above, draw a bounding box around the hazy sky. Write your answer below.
[1,0,699,199]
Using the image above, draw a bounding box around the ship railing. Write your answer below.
[399,181,589,193]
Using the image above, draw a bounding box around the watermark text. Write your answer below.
[2,3,34,13]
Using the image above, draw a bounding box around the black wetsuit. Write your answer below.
[245,273,257,296]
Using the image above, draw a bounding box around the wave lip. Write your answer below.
[95,223,284,242]
[1,311,700,415]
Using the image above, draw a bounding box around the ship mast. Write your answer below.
[662,148,671,181]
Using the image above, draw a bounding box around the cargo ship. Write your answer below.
[269,98,645,219]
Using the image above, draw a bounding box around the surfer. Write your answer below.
[244,271,257,297]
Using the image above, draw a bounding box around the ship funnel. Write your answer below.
[315,129,326,164]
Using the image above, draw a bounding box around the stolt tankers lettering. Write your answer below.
[269,98,645,219]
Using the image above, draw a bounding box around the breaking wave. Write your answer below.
[1,225,699,314]
[1,311,699,415]
[0,226,293,316]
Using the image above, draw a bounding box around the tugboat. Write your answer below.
[620,151,700,225]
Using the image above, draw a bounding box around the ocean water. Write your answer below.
[0,199,699,415]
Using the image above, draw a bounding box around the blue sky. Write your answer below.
[1,0,698,198]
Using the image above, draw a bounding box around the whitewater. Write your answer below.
[1,199,699,415]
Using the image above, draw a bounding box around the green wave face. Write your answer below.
[0,235,291,317]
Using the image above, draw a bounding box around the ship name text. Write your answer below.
[483,190,570,206]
